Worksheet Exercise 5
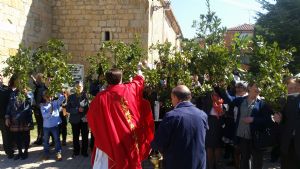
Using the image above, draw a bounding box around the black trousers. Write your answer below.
[59,112,67,142]
[281,138,300,169]
[0,119,14,156]
[13,131,30,154]
[71,121,89,155]
[33,106,43,142]
[90,132,94,150]
[238,138,263,169]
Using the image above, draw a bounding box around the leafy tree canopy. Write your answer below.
[3,39,73,98]
[255,0,300,73]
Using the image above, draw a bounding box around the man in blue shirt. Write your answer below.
[151,85,208,169]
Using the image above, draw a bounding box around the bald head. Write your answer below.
[172,85,192,101]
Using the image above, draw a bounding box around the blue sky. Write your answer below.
[171,0,263,39]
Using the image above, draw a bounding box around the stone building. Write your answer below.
[224,23,254,69]
[0,0,182,76]
[224,23,254,48]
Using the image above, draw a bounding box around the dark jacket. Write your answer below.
[0,85,11,120]
[66,92,89,124]
[280,93,300,157]
[33,82,46,105]
[151,102,208,169]
[5,90,32,132]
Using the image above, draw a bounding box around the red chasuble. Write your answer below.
[87,75,154,169]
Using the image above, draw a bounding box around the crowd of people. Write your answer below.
[1,69,300,169]
[0,73,92,161]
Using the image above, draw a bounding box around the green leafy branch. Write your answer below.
[247,36,295,111]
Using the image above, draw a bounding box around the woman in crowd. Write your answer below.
[31,73,47,145]
[5,75,32,160]
[67,81,89,157]
[223,81,248,169]
[59,88,70,146]
[198,89,225,169]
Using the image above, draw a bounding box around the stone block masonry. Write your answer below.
[52,0,149,68]
[0,0,181,78]
[0,0,52,78]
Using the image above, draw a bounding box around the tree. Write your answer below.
[87,38,146,82]
[3,39,73,98]
[255,0,300,73]
[192,0,238,89]
[3,45,34,101]
[192,0,226,46]
[247,36,295,110]
[33,39,73,96]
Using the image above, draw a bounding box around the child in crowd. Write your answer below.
[40,89,65,161]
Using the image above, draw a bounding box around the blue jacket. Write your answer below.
[40,94,64,128]
[151,102,208,169]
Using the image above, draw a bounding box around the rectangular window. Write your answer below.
[104,31,110,41]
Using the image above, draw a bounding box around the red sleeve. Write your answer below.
[128,75,144,98]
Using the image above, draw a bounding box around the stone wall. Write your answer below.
[0,0,182,78]
[0,0,52,75]
[52,0,149,67]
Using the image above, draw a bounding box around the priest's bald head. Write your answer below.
[171,85,192,107]
[105,68,123,85]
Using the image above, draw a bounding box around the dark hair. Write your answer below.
[247,81,261,92]
[105,68,123,85]
[8,74,18,88]
[42,89,50,97]
[284,76,295,85]
[247,81,256,88]
[235,82,247,90]
[172,87,192,101]
[75,81,83,86]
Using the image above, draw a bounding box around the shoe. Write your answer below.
[21,152,28,160]
[42,155,49,161]
[56,152,62,161]
[7,154,14,159]
[34,140,43,145]
[82,153,88,157]
[14,154,21,160]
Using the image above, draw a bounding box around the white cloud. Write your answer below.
[220,0,261,12]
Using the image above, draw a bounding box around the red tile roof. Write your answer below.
[227,23,254,31]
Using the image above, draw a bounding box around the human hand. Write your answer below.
[79,107,84,113]
[30,74,35,80]
[272,112,282,123]
[242,117,254,124]
[5,119,10,127]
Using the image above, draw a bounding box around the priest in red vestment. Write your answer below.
[87,68,154,169]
